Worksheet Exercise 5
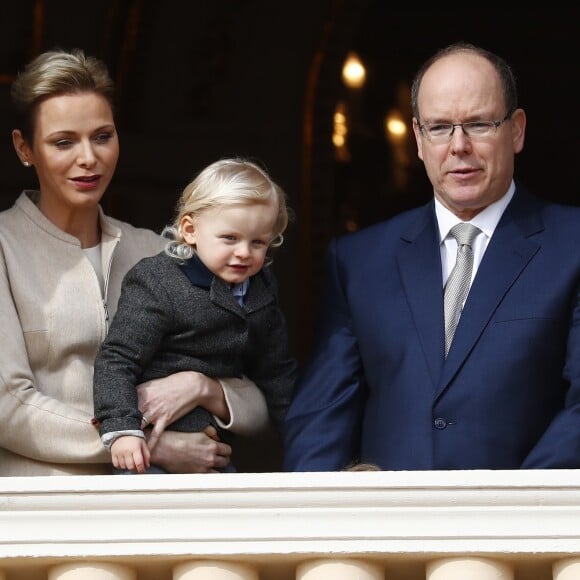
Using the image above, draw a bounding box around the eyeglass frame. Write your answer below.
[417,110,515,142]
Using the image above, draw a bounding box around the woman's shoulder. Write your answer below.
[103,213,165,253]
[0,191,39,227]
[104,214,160,239]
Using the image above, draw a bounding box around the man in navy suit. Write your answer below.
[284,42,580,471]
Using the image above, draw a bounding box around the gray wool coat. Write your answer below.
[93,251,297,439]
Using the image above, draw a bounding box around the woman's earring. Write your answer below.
[23,161,30,167]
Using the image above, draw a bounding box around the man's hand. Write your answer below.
[150,426,232,473]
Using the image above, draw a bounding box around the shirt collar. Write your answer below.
[231,279,249,298]
[231,278,250,306]
[435,180,516,243]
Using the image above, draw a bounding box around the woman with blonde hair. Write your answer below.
[0,49,268,476]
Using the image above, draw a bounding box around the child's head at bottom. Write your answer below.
[163,157,291,284]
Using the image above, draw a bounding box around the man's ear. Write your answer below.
[412,118,424,161]
[180,214,196,245]
[511,108,526,154]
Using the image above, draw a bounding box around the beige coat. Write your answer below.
[0,191,267,476]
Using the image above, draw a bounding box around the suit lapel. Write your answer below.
[180,256,241,315]
[210,271,275,316]
[397,203,446,388]
[242,271,275,312]
[210,278,242,315]
[438,188,544,396]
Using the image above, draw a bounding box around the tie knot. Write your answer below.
[450,222,480,247]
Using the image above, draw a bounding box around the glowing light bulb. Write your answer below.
[342,53,366,89]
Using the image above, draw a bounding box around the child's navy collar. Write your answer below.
[180,254,265,307]
[179,254,214,288]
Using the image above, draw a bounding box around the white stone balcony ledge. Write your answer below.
[1,470,580,580]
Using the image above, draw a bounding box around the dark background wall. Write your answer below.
[1,2,579,470]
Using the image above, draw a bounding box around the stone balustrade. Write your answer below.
[1,470,579,580]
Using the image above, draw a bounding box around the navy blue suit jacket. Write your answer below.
[284,184,580,470]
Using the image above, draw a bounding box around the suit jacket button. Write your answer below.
[433,417,447,430]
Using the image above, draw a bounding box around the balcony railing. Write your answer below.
[1,470,580,580]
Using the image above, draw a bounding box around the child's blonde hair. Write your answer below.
[163,157,291,262]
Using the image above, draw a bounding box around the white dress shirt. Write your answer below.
[436,180,516,287]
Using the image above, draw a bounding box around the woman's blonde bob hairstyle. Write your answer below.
[163,157,291,262]
[11,48,115,145]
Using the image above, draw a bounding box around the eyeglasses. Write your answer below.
[418,111,514,143]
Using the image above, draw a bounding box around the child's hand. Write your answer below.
[111,435,151,474]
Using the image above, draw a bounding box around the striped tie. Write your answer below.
[444,222,480,356]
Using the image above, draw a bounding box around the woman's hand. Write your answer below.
[150,426,232,473]
[137,371,230,449]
